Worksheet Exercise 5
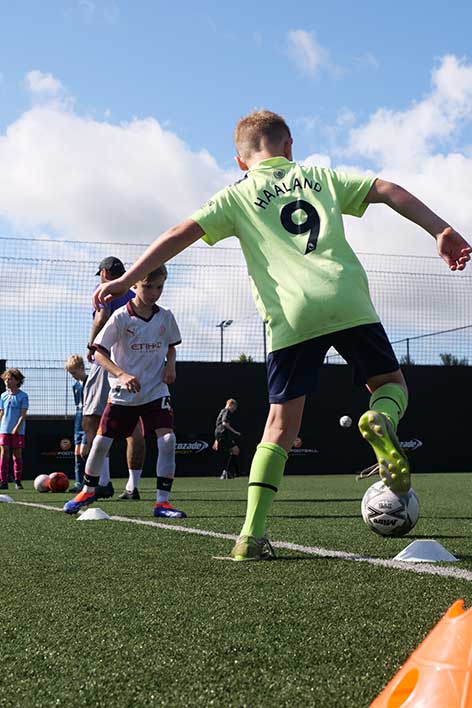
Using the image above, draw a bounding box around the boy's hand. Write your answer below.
[162,363,176,385]
[118,372,141,393]
[93,279,128,308]
[81,441,91,458]
[436,227,472,271]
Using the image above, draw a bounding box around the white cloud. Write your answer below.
[78,0,95,15]
[296,115,320,135]
[286,30,330,77]
[2,58,472,264]
[302,153,332,168]
[1,62,471,368]
[346,55,472,168]
[0,74,236,242]
[336,109,356,127]
[336,55,472,256]
[25,70,64,97]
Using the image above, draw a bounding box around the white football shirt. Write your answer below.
[93,301,181,406]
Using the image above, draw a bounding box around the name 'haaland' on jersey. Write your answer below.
[253,176,322,210]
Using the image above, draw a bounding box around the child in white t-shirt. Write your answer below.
[63,266,186,518]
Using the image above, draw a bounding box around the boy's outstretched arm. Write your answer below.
[93,219,204,307]
[364,179,472,271]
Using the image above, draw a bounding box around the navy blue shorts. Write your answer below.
[266,322,399,404]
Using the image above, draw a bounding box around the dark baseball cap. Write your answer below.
[96,256,126,277]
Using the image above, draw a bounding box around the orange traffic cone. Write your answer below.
[371,600,472,707]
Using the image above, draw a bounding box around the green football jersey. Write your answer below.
[191,156,379,352]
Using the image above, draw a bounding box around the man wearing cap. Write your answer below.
[81,256,146,499]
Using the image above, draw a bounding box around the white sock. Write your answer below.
[99,456,110,486]
[85,437,113,492]
[156,433,175,503]
[127,469,142,492]
[156,486,171,503]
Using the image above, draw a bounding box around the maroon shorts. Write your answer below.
[97,396,174,439]
[0,433,26,448]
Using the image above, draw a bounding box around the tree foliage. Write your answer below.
[232,353,254,363]
[439,352,469,366]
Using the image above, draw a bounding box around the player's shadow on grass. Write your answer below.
[171,497,362,503]
[421,516,472,521]
[271,555,324,562]
[172,498,250,503]
[185,514,247,520]
[274,513,360,519]
[113,512,248,520]
[411,533,469,540]
[449,555,472,561]
[113,511,358,521]
[275,498,360,504]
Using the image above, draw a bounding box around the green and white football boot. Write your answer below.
[229,535,276,561]
[358,410,410,494]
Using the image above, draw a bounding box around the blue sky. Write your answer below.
[2,0,472,162]
[0,0,472,254]
[1,1,471,386]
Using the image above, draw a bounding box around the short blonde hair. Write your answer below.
[234,110,291,160]
[65,354,85,372]
[2,368,25,386]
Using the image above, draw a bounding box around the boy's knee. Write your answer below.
[90,435,113,456]
[157,433,176,476]
[368,369,407,394]
[158,432,176,454]
[82,415,99,437]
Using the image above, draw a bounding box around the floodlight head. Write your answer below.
[224,320,233,327]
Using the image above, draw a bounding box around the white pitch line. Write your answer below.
[14,501,64,512]
[12,501,472,582]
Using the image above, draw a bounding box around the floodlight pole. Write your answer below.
[217,320,233,362]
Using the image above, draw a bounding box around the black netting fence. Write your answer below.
[1,236,471,415]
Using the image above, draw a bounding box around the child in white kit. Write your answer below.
[63,265,186,518]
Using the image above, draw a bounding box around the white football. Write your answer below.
[33,474,50,493]
[339,415,352,428]
[361,481,420,537]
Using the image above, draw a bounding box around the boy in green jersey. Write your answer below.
[94,110,471,561]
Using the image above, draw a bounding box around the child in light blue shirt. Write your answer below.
[0,368,29,490]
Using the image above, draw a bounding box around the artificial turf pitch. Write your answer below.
[1,473,472,707]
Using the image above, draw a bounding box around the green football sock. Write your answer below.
[369,383,408,431]
[240,442,288,538]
